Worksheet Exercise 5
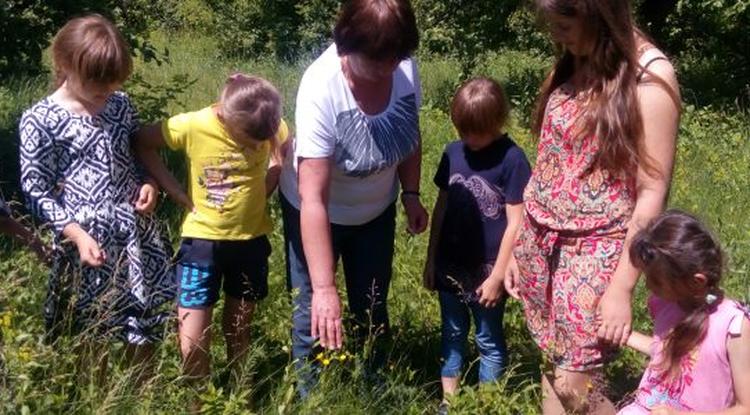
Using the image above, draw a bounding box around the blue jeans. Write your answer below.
[280,195,395,389]
[439,291,508,383]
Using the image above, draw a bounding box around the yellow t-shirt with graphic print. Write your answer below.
[162,105,288,240]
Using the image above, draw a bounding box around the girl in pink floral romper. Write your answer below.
[505,1,681,413]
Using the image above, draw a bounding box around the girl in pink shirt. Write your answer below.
[619,210,750,415]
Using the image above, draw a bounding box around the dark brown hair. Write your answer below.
[333,0,419,60]
[51,14,132,88]
[532,0,675,178]
[451,77,510,137]
[219,73,282,142]
[630,210,724,379]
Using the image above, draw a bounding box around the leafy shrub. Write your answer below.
[208,0,338,61]
[0,0,170,77]
[639,0,750,106]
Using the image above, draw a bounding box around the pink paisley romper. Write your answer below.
[514,81,638,370]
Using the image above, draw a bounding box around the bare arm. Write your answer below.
[626,330,654,355]
[598,59,681,346]
[398,138,428,235]
[298,156,342,349]
[476,203,525,307]
[134,124,192,210]
[265,136,290,197]
[489,203,525,282]
[717,317,750,414]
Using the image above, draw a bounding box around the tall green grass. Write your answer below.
[1,32,748,414]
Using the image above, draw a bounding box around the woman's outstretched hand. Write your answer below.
[311,285,344,350]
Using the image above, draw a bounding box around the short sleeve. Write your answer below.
[161,111,194,151]
[410,58,422,109]
[433,151,450,190]
[275,118,290,143]
[294,70,336,159]
[727,302,750,336]
[503,147,531,204]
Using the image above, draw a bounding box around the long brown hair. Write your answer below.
[630,210,724,379]
[51,14,132,88]
[532,0,659,178]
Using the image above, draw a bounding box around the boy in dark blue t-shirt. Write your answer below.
[424,77,531,405]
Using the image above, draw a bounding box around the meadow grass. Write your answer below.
[0,32,748,414]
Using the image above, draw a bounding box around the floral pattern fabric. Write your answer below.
[514,83,636,370]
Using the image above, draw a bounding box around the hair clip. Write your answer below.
[705,293,718,305]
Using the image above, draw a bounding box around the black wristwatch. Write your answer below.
[400,190,420,200]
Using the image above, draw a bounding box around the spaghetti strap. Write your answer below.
[637,47,669,81]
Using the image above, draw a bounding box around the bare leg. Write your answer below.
[178,306,213,382]
[441,376,460,396]
[542,370,566,415]
[547,367,616,415]
[222,296,255,381]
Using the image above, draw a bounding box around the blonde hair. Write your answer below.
[51,14,132,88]
[219,73,282,142]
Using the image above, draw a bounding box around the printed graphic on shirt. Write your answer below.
[448,173,506,220]
[638,347,699,411]
[197,152,260,213]
[334,94,419,177]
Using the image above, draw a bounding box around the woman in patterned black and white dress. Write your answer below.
[18,15,174,350]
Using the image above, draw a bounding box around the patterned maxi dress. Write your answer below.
[19,92,175,344]
[513,83,637,371]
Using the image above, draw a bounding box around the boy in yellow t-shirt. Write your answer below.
[135,73,288,385]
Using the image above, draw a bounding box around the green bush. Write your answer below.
[640,0,750,106]
[0,0,171,77]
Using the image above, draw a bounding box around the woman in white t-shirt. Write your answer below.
[279,0,427,394]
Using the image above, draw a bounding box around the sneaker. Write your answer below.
[437,400,450,415]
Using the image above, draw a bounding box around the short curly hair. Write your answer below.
[333,0,419,61]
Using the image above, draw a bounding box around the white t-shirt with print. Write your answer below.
[280,44,421,225]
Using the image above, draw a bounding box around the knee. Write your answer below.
[180,337,208,360]
[552,376,592,414]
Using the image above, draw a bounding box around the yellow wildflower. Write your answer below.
[322,358,330,366]
[0,311,12,329]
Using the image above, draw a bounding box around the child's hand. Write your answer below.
[476,275,504,308]
[74,232,106,267]
[503,256,521,300]
[134,181,158,214]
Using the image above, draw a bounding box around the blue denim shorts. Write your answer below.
[176,236,271,308]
